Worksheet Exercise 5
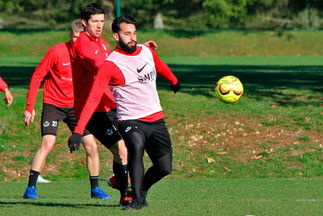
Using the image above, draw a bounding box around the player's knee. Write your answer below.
[124,131,144,152]
[85,144,98,157]
[160,164,172,177]
[82,135,98,156]
[110,142,127,165]
[40,135,56,153]
[118,148,128,165]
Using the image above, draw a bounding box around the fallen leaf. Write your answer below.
[206,157,215,163]
[224,167,231,172]
[180,161,188,170]
[78,160,86,165]
[216,151,227,155]
[255,155,263,160]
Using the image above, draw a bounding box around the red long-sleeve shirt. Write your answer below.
[0,76,8,92]
[25,42,74,113]
[74,46,177,134]
[71,32,116,119]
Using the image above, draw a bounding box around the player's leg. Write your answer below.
[23,104,61,199]
[86,111,128,203]
[142,119,173,205]
[65,109,111,199]
[81,134,99,182]
[119,120,146,210]
[30,135,57,172]
[142,152,172,205]
[108,139,130,205]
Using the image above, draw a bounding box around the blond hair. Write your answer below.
[71,19,84,32]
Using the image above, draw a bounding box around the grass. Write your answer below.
[0,29,322,214]
[0,179,322,216]
[2,29,323,58]
[0,55,322,182]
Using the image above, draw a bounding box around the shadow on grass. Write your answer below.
[1,64,322,106]
[0,66,35,88]
[157,64,323,106]
[0,200,118,208]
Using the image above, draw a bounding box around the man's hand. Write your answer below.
[171,81,181,93]
[3,88,13,107]
[68,133,82,153]
[143,40,158,50]
[23,110,35,126]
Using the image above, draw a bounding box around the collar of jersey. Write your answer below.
[80,31,101,42]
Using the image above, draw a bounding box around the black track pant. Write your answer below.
[119,119,173,199]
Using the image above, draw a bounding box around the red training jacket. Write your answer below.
[25,42,74,114]
[71,32,116,119]
[0,76,8,92]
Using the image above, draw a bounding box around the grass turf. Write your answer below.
[0,179,322,216]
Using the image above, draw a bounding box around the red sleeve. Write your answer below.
[25,47,58,113]
[0,76,8,92]
[74,61,124,134]
[149,47,178,85]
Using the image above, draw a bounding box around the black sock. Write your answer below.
[90,176,99,189]
[27,170,40,187]
[113,162,128,198]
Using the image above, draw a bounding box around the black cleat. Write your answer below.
[122,198,143,210]
[142,191,149,207]
[119,196,132,206]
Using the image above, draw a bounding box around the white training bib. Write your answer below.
[108,45,162,120]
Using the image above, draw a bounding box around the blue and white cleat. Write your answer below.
[23,186,39,199]
[91,186,112,199]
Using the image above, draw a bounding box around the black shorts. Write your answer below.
[86,110,122,149]
[41,103,91,137]
[118,118,172,158]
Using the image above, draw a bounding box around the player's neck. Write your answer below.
[86,32,100,41]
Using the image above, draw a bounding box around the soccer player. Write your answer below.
[22,20,111,200]
[0,76,13,107]
[69,3,157,206]
[68,3,129,206]
[68,15,181,210]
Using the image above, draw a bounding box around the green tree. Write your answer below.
[203,0,250,28]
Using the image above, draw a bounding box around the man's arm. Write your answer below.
[0,76,8,92]
[143,40,158,50]
[73,61,119,134]
[68,61,121,152]
[0,77,13,107]
[24,48,57,125]
[3,87,13,107]
[149,48,180,93]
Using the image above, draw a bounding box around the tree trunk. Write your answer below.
[154,11,164,29]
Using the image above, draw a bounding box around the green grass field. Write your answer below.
[0,30,322,215]
[0,179,322,216]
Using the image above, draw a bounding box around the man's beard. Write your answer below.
[119,37,137,53]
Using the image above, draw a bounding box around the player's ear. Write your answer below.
[81,19,87,28]
[113,33,119,41]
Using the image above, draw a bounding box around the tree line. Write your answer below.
[1,0,323,30]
